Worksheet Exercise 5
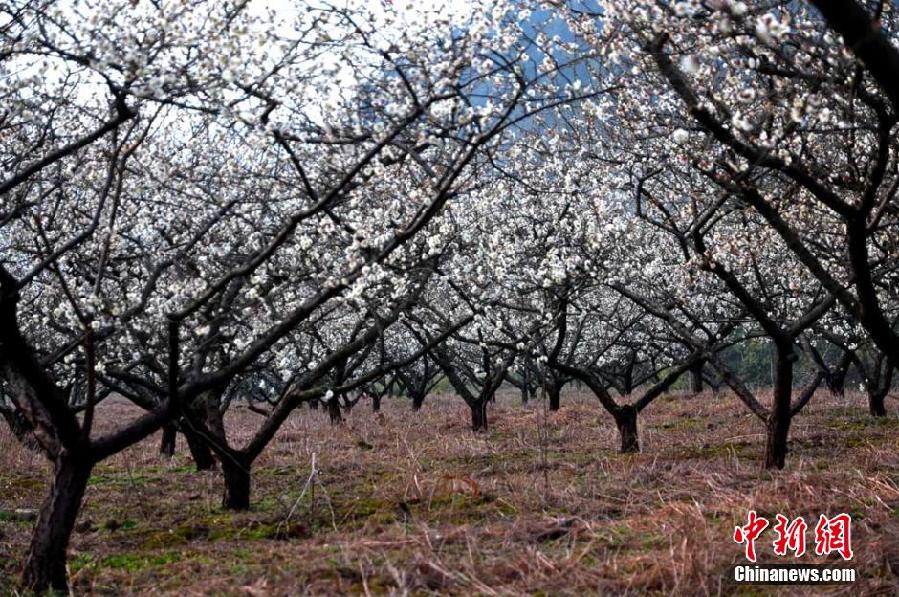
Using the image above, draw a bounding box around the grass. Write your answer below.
[1,389,898,594]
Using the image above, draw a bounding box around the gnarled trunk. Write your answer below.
[521,366,531,405]
[614,406,640,453]
[21,452,93,594]
[621,367,633,396]
[412,392,425,411]
[221,454,251,510]
[828,372,846,397]
[470,400,488,432]
[869,391,888,417]
[327,398,342,425]
[689,360,704,393]
[184,425,216,471]
[869,359,893,417]
[159,423,177,457]
[547,381,561,411]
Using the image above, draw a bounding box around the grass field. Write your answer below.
[2,389,898,595]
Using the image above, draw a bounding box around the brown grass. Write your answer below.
[1,389,898,595]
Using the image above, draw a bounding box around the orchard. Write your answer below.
[1,1,898,593]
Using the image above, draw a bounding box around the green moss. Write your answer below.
[680,441,756,460]
[101,518,138,532]
[827,416,899,432]
[88,473,152,487]
[71,551,183,574]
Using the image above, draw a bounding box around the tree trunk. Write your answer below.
[614,406,640,453]
[470,400,488,432]
[521,367,530,405]
[182,425,216,471]
[327,398,342,425]
[372,394,381,413]
[869,391,887,417]
[547,381,561,411]
[764,412,791,469]
[689,360,704,393]
[21,452,93,594]
[828,372,846,397]
[764,347,794,470]
[412,392,425,411]
[159,423,177,457]
[221,454,251,510]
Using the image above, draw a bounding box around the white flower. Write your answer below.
[732,114,754,132]
[755,13,787,44]
[680,55,699,74]
[731,2,748,17]
[672,128,690,144]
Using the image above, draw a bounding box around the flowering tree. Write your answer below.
[0,1,615,590]
[570,0,899,366]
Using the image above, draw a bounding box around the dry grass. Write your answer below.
[2,389,899,595]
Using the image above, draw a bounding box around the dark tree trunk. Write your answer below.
[870,358,893,416]
[764,413,791,470]
[184,429,215,471]
[327,398,342,425]
[622,369,633,396]
[829,372,847,397]
[547,381,561,411]
[470,400,488,432]
[21,452,93,594]
[614,406,640,453]
[870,391,888,417]
[521,367,530,405]
[372,394,381,413]
[412,392,425,411]
[764,347,794,470]
[309,399,319,410]
[689,360,704,393]
[159,423,177,457]
[183,425,216,471]
[221,454,251,510]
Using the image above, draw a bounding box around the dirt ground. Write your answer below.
[2,389,899,595]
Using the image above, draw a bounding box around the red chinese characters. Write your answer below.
[733,510,769,562]
[772,514,808,557]
[814,513,853,561]
[734,512,853,561]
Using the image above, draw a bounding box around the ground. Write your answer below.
[2,389,899,595]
